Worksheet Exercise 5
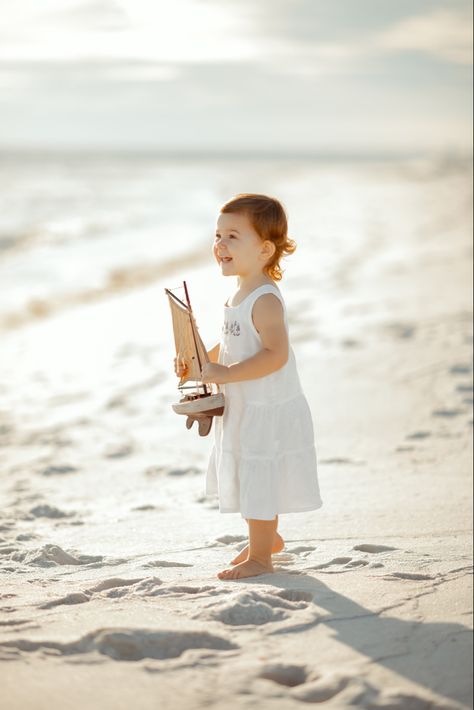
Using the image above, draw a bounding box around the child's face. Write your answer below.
[213,212,274,278]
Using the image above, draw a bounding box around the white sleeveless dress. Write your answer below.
[205,283,323,520]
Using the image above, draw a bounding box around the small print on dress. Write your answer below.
[222,320,241,336]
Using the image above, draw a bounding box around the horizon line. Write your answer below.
[0,146,472,162]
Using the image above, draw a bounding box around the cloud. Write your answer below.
[1,1,471,70]
[0,0,260,63]
[373,7,473,65]
[0,60,180,89]
[247,2,473,77]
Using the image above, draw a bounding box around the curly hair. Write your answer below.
[220,193,296,281]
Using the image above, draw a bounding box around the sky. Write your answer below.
[0,0,472,155]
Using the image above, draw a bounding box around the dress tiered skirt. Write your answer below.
[205,392,323,520]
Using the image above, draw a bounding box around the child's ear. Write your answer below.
[262,240,276,259]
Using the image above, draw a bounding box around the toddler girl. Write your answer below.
[176,193,323,580]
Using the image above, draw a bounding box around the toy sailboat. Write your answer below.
[165,281,225,436]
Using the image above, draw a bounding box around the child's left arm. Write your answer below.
[200,294,288,384]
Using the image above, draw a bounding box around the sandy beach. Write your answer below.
[0,154,472,709]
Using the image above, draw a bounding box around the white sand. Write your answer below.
[0,157,472,709]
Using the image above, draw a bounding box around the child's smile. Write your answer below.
[219,255,234,267]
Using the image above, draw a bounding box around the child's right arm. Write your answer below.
[207,342,220,363]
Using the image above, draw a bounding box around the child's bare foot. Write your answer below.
[217,557,274,580]
[230,532,285,565]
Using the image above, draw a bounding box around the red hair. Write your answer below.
[220,193,296,281]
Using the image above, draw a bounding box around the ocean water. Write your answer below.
[0,151,471,340]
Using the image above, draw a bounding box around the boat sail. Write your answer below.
[165,281,225,436]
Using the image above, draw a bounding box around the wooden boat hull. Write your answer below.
[172,392,225,416]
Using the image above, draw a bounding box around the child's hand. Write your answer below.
[174,353,188,378]
[200,362,229,385]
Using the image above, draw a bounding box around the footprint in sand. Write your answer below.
[40,577,161,608]
[28,504,74,519]
[353,544,397,553]
[384,571,436,581]
[39,464,78,476]
[309,545,397,573]
[3,544,130,571]
[351,543,397,568]
[431,408,465,417]
[16,533,38,541]
[286,545,317,555]
[167,467,201,477]
[39,592,92,609]
[450,363,472,375]
[198,588,314,626]
[84,577,147,594]
[385,322,417,339]
[104,444,135,459]
[145,465,201,477]
[292,676,432,707]
[40,577,168,609]
[0,627,239,662]
[258,664,355,703]
[0,618,34,629]
[148,584,218,597]
[290,673,359,703]
[310,556,354,571]
[14,544,104,568]
[60,577,223,605]
[258,662,313,687]
[257,664,403,707]
[319,457,365,465]
[340,338,361,348]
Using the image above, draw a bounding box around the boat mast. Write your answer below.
[183,280,209,396]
